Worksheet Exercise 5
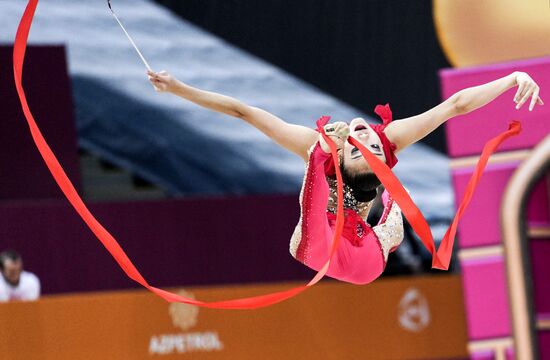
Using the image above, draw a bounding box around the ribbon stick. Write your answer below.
[13,0,348,309]
[108,0,153,72]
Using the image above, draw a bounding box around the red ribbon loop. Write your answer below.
[12,0,522,308]
[13,0,346,309]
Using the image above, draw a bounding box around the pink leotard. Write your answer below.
[289,142,403,285]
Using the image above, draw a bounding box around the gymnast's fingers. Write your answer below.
[148,77,165,92]
[516,86,534,109]
[529,87,540,111]
[538,97,544,105]
[335,122,350,138]
[514,82,527,103]
[148,77,161,87]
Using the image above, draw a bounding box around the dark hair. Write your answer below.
[341,164,381,202]
[0,250,22,270]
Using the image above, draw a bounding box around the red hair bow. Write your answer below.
[374,103,393,126]
[371,104,398,169]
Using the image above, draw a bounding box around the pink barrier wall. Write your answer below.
[441,56,550,158]
[471,351,495,360]
[460,256,511,339]
[453,165,549,248]
[471,348,515,360]
[441,56,550,359]
[452,163,518,248]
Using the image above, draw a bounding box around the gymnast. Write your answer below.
[147,70,543,284]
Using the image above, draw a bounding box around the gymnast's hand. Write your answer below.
[320,122,349,153]
[513,72,544,111]
[147,70,177,93]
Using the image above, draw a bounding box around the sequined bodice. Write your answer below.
[326,177,374,219]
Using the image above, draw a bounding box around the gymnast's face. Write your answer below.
[341,118,386,175]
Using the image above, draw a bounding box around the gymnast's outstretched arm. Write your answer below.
[385,71,544,152]
[147,71,318,161]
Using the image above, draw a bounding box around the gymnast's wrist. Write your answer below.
[510,71,522,87]
[319,134,344,153]
[169,79,185,94]
[319,137,331,153]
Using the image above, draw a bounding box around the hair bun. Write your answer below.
[352,188,378,202]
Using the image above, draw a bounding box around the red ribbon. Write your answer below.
[349,121,521,269]
[13,0,346,309]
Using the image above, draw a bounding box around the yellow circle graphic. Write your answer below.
[434,0,550,67]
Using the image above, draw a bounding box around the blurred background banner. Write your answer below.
[0,276,468,360]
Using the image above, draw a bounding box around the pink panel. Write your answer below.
[440,56,550,158]
[530,239,550,315]
[453,165,548,248]
[505,347,514,360]
[461,256,511,339]
[526,175,550,226]
[539,331,550,360]
[471,350,495,360]
[453,163,517,248]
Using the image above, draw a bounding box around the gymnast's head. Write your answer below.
[340,118,385,202]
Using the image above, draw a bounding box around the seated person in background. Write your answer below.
[0,250,40,302]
